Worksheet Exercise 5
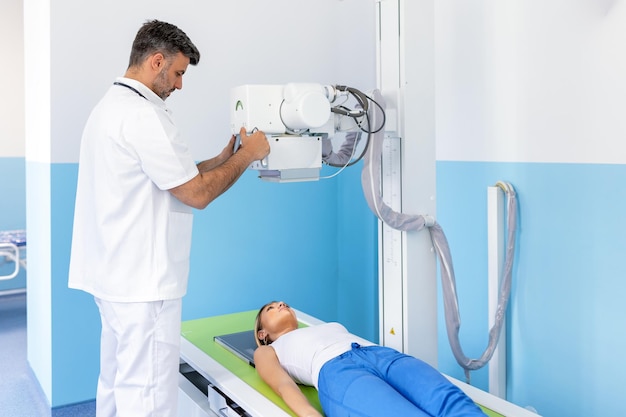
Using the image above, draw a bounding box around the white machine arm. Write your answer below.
[230,83,381,182]
[231,83,367,135]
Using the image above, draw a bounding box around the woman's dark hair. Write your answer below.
[128,19,200,68]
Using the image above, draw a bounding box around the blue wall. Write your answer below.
[436,161,626,417]
[48,161,378,406]
[0,157,26,291]
[13,154,626,415]
[183,162,379,338]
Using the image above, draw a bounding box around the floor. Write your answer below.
[0,291,96,417]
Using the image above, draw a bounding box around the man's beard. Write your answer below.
[152,67,173,100]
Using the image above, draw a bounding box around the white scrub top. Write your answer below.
[68,77,200,302]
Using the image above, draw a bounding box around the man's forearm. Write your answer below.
[197,155,226,172]
[170,147,255,209]
[199,151,250,201]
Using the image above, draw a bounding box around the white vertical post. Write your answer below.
[487,186,506,399]
[376,0,437,366]
[398,0,437,366]
[377,0,405,353]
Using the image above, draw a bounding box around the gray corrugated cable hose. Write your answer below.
[360,90,518,384]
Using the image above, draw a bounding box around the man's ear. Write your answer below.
[150,52,165,71]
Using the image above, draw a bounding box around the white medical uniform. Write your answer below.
[69,77,199,417]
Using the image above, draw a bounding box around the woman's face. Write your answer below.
[257,301,298,344]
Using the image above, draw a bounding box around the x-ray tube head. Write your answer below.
[281,83,331,132]
[231,83,333,135]
[231,85,284,134]
[229,82,384,183]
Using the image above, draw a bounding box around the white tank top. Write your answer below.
[270,322,374,389]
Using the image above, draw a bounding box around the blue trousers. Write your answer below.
[317,344,486,417]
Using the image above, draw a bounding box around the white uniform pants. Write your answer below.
[95,297,182,417]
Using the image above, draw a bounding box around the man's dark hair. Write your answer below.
[128,19,200,68]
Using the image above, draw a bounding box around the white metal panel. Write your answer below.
[379,135,404,351]
[376,0,402,135]
[178,374,217,417]
[180,337,291,417]
[397,0,438,365]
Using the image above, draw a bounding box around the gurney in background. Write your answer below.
[0,230,26,281]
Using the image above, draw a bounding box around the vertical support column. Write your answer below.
[377,0,404,352]
[377,0,437,365]
[488,186,506,399]
[400,0,437,366]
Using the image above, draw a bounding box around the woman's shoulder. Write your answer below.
[254,345,278,362]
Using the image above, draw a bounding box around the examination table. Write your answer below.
[178,310,540,417]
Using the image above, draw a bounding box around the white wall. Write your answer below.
[49,0,375,164]
[0,0,25,157]
[0,0,27,292]
[436,0,626,163]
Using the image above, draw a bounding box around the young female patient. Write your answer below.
[254,301,487,417]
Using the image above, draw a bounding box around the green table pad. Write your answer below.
[181,310,321,416]
[181,311,503,417]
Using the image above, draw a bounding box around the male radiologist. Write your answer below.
[68,19,269,417]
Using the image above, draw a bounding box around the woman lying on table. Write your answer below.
[253,300,487,417]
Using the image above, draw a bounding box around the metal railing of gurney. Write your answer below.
[0,230,26,281]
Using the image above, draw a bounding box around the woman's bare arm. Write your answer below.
[254,346,323,417]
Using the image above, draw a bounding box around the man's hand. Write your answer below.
[237,126,270,161]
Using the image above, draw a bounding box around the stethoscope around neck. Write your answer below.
[113,81,147,100]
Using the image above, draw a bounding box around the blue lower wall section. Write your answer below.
[20,157,626,415]
[51,163,100,407]
[436,160,626,417]
[336,164,379,342]
[49,161,377,406]
[183,163,378,337]
[16,156,626,414]
[0,157,26,291]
